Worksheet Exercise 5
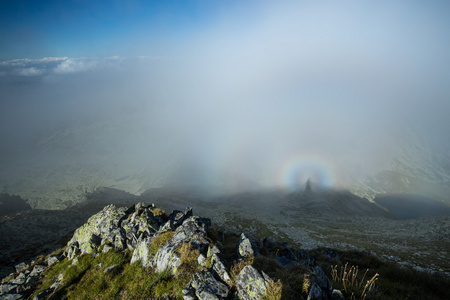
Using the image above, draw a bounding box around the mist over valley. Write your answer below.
[1,1,450,298]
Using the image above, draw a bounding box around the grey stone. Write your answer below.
[307,282,323,300]
[103,265,117,273]
[198,254,207,266]
[14,263,28,273]
[29,265,46,277]
[46,256,60,267]
[207,245,220,258]
[190,271,229,300]
[0,283,17,294]
[131,236,153,267]
[211,254,231,284]
[236,265,270,300]
[331,289,345,300]
[237,233,255,260]
[72,257,79,265]
[0,294,24,300]
[153,216,210,274]
[11,273,25,285]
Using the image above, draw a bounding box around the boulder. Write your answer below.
[131,236,154,267]
[29,265,46,277]
[237,233,257,260]
[46,256,60,267]
[14,263,28,274]
[210,254,231,284]
[153,216,211,274]
[236,265,271,300]
[308,265,332,300]
[189,270,230,299]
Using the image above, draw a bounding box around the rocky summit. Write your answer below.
[0,202,449,299]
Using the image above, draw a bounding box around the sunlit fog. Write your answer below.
[1,0,449,202]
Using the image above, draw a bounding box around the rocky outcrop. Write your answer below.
[64,202,164,257]
[1,203,342,300]
[0,255,63,300]
[153,215,211,274]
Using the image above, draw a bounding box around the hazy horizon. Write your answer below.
[1,1,450,203]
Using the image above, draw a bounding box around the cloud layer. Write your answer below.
[1,1,449,197]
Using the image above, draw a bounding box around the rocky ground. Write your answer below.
[0,188,449,281]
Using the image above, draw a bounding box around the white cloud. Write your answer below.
[105,55,120,60]
[53,59,98,74]
[40,57,68,62]
[17,67,44,76]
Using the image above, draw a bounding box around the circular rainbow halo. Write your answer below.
[277,152,339,191]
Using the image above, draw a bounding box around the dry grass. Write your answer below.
[150,207,165,217]
[302,273,311,295]
[331,263,379,300]
[176,242,201,275]
[230,256,254,287]
[262,279,283,300]
[149,231,175,255]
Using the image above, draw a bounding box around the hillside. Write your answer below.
[1,202,449,299]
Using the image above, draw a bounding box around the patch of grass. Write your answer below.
[331,263,378,300]
[230,256,254,287]
[149,231,175,255]
[262,279,283,300]
[255,258,309,300]
[32,257,72,297]
[150,207,165,217]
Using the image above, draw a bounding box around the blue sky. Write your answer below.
[0,0,251,59]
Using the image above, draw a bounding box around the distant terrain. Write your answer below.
[1,186,448,281]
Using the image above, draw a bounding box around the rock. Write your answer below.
[103,265,117,273]
[29,265,46,277]
[207,245,221,258]
[331,289,345,300]
[0,294,24,300]
[307,282,323,300]
[63,202,166,259]
[46,256,60,267]
[153,216,210,274]
[236,265,271,300]
[308,265,332,299]
[72,257,79,265]
[25,276,39,286]
[131,236,153,267]
[197,254,207,266]
[65,243,80,260]
[66,204,126,255]
[49,274,64,291]
[32,288,53,300]
[190,270,230,299]
[102,245,114,253]
[210,254,231,284]
[14,263,28,274]
[10,273,25,285]
[0,283,17,294]
[322,248,340,263]
[237,233,257,260]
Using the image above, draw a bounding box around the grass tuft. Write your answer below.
[331,263,378,300]
[149,231,175,255]
[262,279,283,300]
